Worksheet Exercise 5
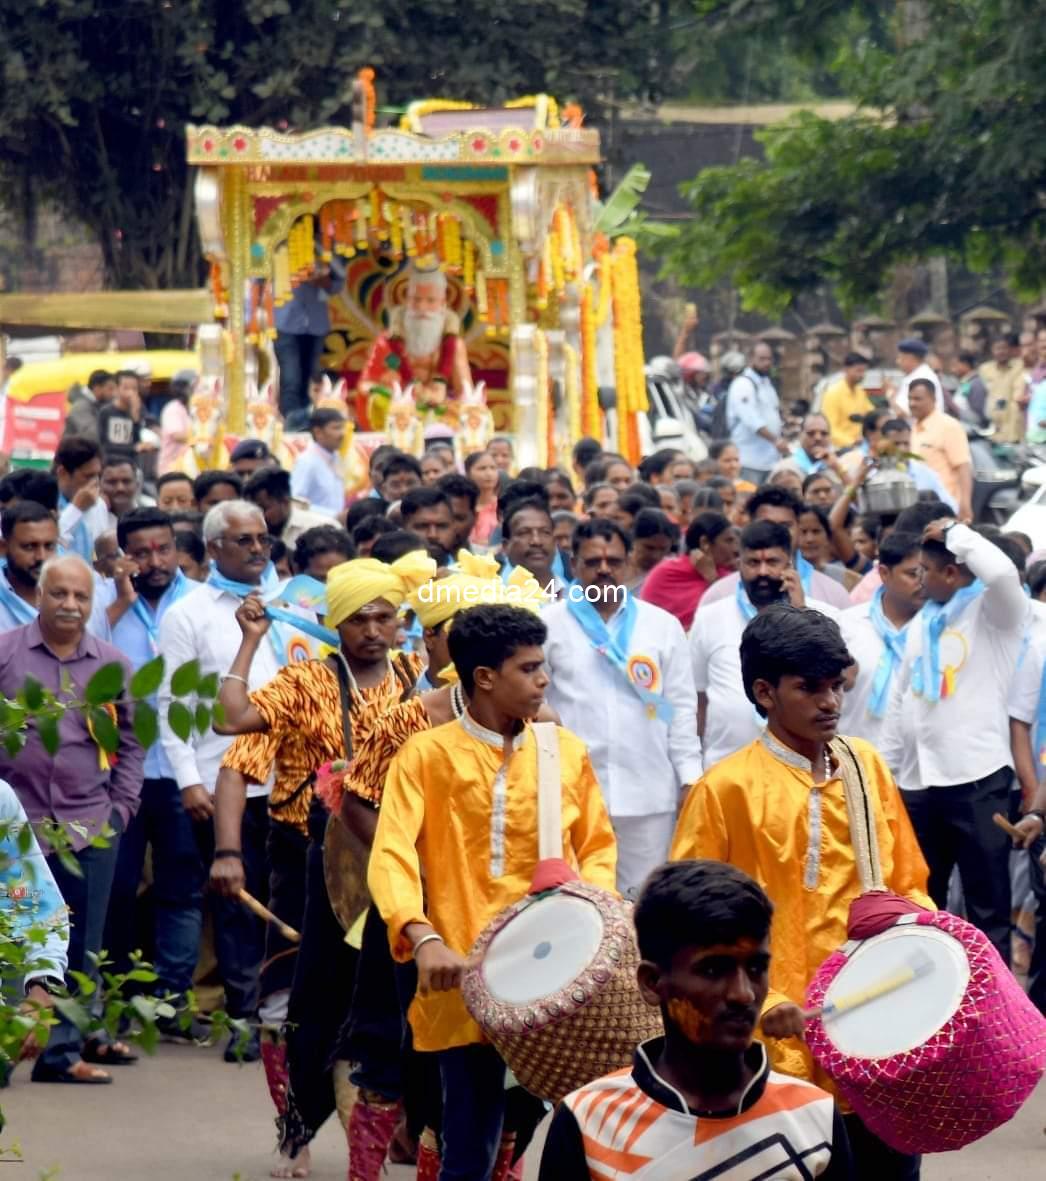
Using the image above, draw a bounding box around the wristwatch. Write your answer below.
[25,975,64,997]
[1026,809,1046,825]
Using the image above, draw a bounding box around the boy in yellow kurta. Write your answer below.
[670,603,931,1181]
[368,604,617,1179]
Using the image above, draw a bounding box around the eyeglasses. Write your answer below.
[221,533,275,551]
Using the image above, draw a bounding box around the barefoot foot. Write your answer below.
[271,1144,310,1178]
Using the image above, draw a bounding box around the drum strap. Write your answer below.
[533,721,563,861]
[830,736,886,892]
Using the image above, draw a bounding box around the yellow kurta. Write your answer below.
[670,731,931,1090]
[820,378,875,448]
[368,713,618,1053]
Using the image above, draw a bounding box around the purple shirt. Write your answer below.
[0,620,143,850]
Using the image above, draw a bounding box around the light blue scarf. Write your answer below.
[866,587,909,718]
[58,494,93,562]
[0,562,37,626]
[911,580,985,703]
[565,584,673,723]
[206,563,338,657]
[129,568,193,655]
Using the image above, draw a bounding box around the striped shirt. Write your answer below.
[539,1039,852,1181]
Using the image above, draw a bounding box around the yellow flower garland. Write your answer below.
[610,237,646,462]
[579,282,600,437]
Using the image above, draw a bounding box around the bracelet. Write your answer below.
[1026,809,1046,824]
[412,932,444,957]
[221,674,249,685]
[845,486,859,501]
[214,849,244,860]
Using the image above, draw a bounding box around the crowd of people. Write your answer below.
[0,338,1044,1181]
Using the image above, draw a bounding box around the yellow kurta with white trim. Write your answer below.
[368,713,618,1052]
[670,731,932,1090]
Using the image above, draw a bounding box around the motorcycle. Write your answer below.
[966,426,1021,525]
[641,356,709,461]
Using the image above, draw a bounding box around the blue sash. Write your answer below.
[795,551,814,596]
[565,585,673,723]
[735,578,758,622]
[130,569,192,656]
[911,580,985,703]
[866,588,909,718]
[0,563,37,626]
[58,495,93,562]
[206,563,338,658]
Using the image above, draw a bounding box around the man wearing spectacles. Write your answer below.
[542,518,702,898]
[157,499,317,1061]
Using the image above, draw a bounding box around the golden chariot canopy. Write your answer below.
[188,75,646,468]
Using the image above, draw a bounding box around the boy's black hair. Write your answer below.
[497,479,549,521]
[746,484,802,522]
[401,486,450,520]
[174,530,206,564]
[740,604,853,717]
[572,436,602,470]
[447,604,548,696]
[193,469,243,502]
[739,519,792,557]
[635,860,773,970]
[345,497,388,530]
[293,524,354,572]
[877,530,922,569]
[633,508,678,542]
[117,507,173,550]
[893,499,950,534]
[381,452,423,481]
[352,515,396,547]
[244,467,291,500]
[309,407,345,432]
[572,516,631,555]
[53,435,102,475]
[502,497,552,540]
[437,472,479,511]
[370,529,426,564]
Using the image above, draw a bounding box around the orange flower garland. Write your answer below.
[579,282,600,437]
[610,237,646,463]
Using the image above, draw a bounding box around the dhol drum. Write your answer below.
[805,910,1046,1154]
[461,881,661,1104]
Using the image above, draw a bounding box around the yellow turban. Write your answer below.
[407,554,548,631]
[326,550,436,628]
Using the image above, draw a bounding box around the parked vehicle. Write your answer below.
[640,357,709,461]
[966,427,1021,525]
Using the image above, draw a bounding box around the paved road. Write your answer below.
[1,1041,1042,1179]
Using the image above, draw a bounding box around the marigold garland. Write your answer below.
[610,237,646,464]
[357,68,376,133]
[579,282,600,437]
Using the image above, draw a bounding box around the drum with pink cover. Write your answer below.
[805,910,1046,1154]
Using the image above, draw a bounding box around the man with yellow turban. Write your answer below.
[209,549,433,1177]
[322,551,548,1181]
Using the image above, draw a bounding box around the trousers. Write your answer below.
[610,811,677,900]
[274,332,325,430]
[105,776,203,999]
[901,766,1012,964]
[437,1044,508,1181]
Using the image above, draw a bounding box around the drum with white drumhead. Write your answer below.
[461,881,661,1103]
[806,910,1046,1154]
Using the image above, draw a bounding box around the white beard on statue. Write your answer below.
[403,309,445,359]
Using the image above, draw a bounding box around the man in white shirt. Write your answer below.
[839,530,925,755]
[53,436,112,562]
[726,341,790,484]
[290,408,346,516]
[697,485,852,612]
[690,519,838,771]
[158,499,317,1048]
[244,466,332,549]
[880,520,1027,963]
[890,337,944,415]
[543,518,701,896]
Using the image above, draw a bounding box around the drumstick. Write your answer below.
[992,812,1024,842]
[238,888,301,944]
[804,949,934,1021]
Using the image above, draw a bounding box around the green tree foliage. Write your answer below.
[658,0,1046,314]
[0,0,656,290]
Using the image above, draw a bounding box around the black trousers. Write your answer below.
[260,820,309,1003]
[843,1113,920,1181]
[194,795,270,1018]
[282,800,359,1153]
[901,766,1012,965]
[1029,834,1046,1015]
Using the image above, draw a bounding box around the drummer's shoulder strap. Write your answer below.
[533,721,563,861]
[830,736,886,892]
